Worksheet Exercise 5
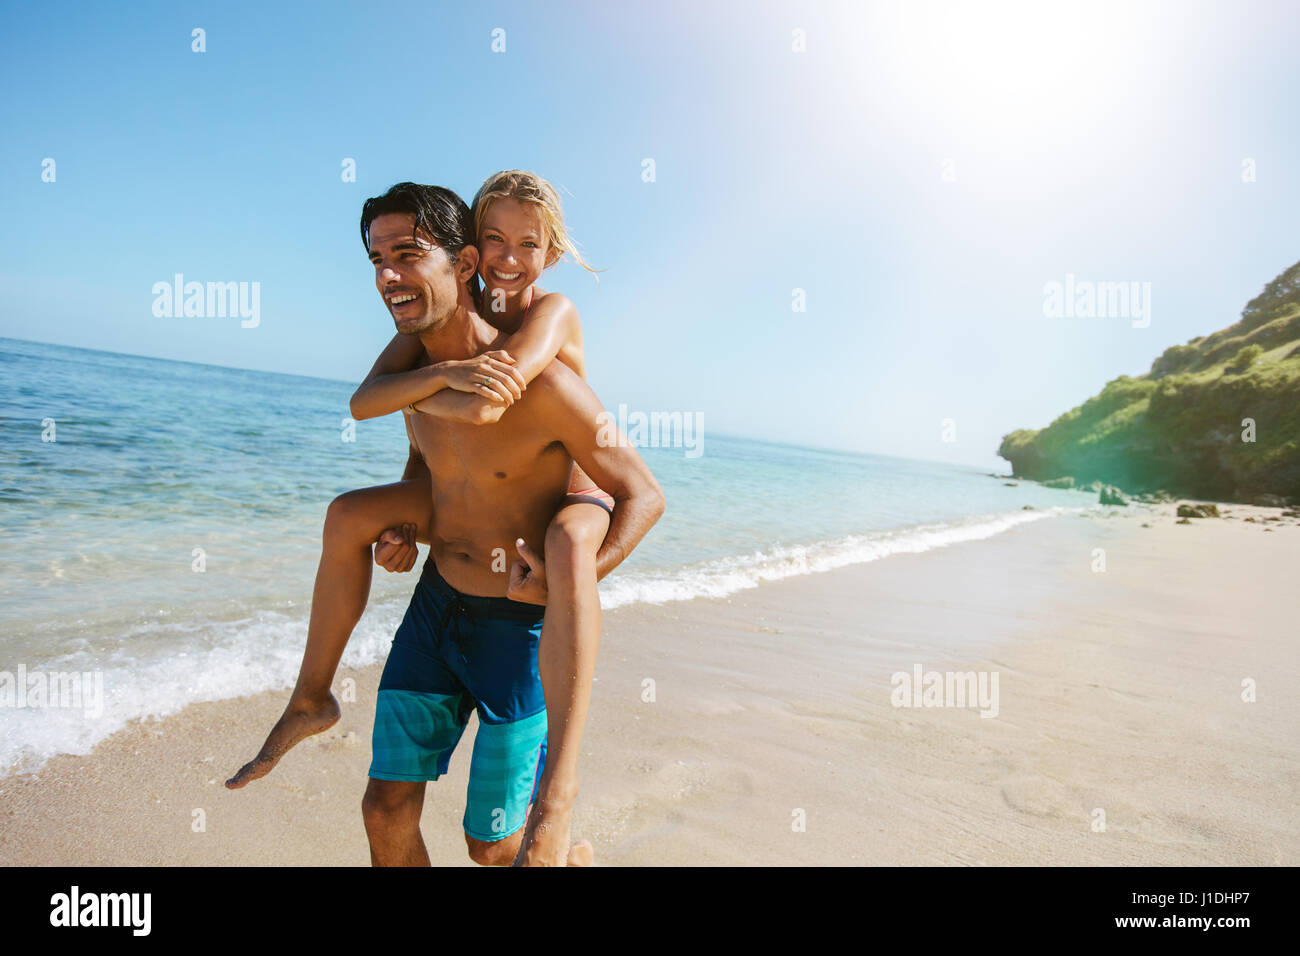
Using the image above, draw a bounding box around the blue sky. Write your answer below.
[1,0,1297,471]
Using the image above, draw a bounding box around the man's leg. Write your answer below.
[362,778,429,866]
[364,656,470,866]
[465,829,526,866]
[227,479,433,788]
[461,707,552,865]
[515,496,609,866]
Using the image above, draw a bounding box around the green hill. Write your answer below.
[998,260,1300,504]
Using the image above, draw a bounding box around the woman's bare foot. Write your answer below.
[566,839,594,867]
[513,803,593,867]
[225,693,341,789]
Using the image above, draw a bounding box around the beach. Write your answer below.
[4,0,1298,886]
[4,500,1296,867]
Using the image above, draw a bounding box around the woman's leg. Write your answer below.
[514,494,610,865]
[226,478,433,789]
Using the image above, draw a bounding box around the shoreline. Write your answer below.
[0,501,1093,778]
[2,501,1296,866]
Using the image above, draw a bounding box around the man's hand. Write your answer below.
[506,537,547,605]
[437,351,526,406]
[373,523,419,573]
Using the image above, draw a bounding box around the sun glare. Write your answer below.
[870,0,1160,146]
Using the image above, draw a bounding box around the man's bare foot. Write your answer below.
[225,693,340,789]
[513,803,593,867]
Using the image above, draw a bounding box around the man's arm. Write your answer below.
[400,424,429,481]
[372,415,431,574]
[537,364,665,580]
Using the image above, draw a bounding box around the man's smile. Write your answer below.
[386,291,421,308]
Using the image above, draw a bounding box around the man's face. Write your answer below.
[367,212,462,335]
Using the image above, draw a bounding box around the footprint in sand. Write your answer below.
[999,773,1081,820]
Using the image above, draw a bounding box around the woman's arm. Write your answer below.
[350,333,442,420]
[411,293,580,424]
[350,333,526,420]
[493,292,582,383]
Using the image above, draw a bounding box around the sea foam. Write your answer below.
[598,506,1080,608]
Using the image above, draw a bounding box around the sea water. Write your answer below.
[0,337,1098,773]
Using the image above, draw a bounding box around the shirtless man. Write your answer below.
[358,184,664,866]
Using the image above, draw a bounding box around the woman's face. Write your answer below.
[477,198,553,306]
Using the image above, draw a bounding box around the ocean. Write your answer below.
[0,337,1100,774]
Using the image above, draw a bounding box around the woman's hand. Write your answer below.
[436,351,526,405]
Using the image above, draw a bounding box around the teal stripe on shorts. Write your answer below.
[463,708,548,842]
[369,689,468,781]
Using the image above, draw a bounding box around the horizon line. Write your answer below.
[0,333,1010,473]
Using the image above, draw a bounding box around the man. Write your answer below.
[359,184,664,866]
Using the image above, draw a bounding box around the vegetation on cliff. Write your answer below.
[998,261,1300,503]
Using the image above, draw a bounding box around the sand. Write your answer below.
[2,500,1297,866]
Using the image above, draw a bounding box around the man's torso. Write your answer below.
[408,366,575,596]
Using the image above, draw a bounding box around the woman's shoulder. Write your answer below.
[531,287,573,307]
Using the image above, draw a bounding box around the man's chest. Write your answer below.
[410,412,564,482]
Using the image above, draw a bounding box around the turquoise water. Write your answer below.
[0,337,1098,772]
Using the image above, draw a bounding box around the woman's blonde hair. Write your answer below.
[471,170,598,278]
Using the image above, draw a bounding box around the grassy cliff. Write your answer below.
[998,260,1300,503]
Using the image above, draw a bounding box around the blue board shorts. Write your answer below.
[369,557,548,843]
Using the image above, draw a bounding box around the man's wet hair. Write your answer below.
[360,183,480,298]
